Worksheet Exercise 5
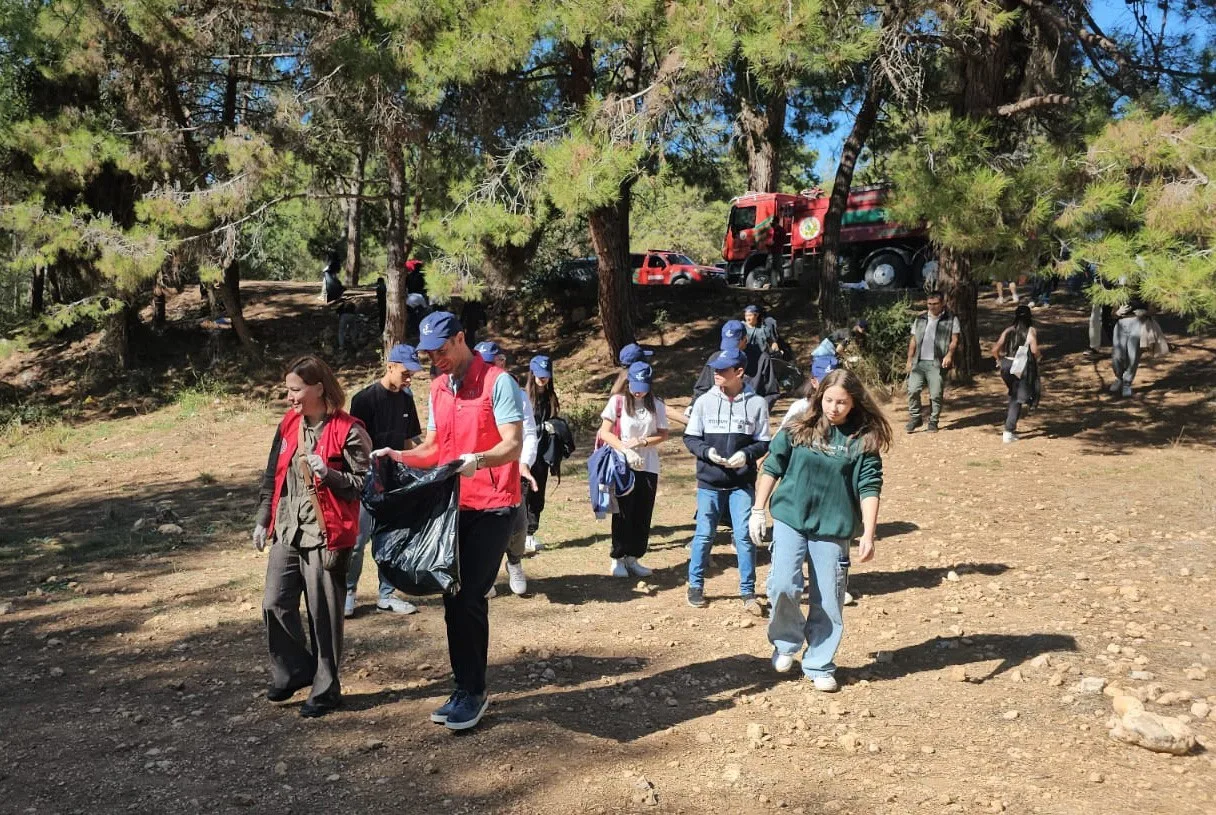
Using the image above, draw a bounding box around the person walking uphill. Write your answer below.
[905,291,960,433]
[345,344,425,617]
[683,347,771,614]
[253,355,372,718]
[372,312,524,731]
[991,305,1041,443]
[750,368,890,692]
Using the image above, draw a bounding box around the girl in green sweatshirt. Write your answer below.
[749,368,892,692]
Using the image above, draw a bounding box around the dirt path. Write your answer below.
[1,293,1214,814]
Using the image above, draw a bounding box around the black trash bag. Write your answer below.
[362,457,464,596]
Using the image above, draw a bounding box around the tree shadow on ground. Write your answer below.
[844,632,1078,685]
[849,562,1009,599]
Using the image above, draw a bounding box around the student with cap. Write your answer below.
[690,320,780,409]
[743,305,779,355]
[612,343,655,396]
[371,311,525,731]
[598,361,669,577]
[524,354,561,553]
[345,344,425,617]
[683,346,772,613]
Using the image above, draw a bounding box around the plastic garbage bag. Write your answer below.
[363,457,463,596]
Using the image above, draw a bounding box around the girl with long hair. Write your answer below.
[991,304,1041,443]
[749,368,891,692]
[524,355,561,551]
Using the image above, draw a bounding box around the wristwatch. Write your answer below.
[474,453,486,470]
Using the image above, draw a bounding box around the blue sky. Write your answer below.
[809,0,1211,180]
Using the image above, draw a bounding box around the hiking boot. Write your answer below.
[444,692,489,731]
[905,418,922,433]
[431,690,466,724]
[623,556,652,578]
[507,561,527,596]
[687,586,707,608]
[811,675,840,693]
[609,558,629,578]
[343,592,356,618]
[377,597,418,615]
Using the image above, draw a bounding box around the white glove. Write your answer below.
[371,447,398,461]
[748,509,767,546]
[623,448,645,470]
[252,525,267,552]
[706,447,727,466]
[542,421,556,434]
[457,453,479,478]
[726,451,748,469]
[306,454,329,479]
[683,405,693,418]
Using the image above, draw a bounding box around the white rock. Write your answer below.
[1074,677,1107,694]
[1112,695,1144,716]
[1002,710,1020,720]
[1109,711,1196,755]
[946,570,960,582]
[157,523,184,536]
[1191,702,1211,719]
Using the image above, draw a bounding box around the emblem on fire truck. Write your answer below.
[797,216,822,241]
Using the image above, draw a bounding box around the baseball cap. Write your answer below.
[626,361,653,393]
[810,354,840,382]
[406,292,428,309]
[474,340,502,364]
[618,343,654,366]
[530,355,553,378]
[744,304,760,314]
[387,343,422,371]
[710,347,748,371]
[855,318,869,330]
[720,319,745,350]
[417,311,463,351]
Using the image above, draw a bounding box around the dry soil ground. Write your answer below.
[1,282,1214,815]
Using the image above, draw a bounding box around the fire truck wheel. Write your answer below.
[744,269,771,290]
[863,250,908,290]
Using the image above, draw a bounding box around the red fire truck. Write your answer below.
[721,185,931,290]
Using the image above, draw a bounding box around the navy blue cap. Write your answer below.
[626,361,653,393]
[744,304,760,314]
[810,354,840,381]
[618,343,654,366]
[530,355,553,378]
[720,319,745,350]
[474,340,502,364]
[418,311,463,351]
[387,343,422,371]
[710,347,748,371]
[856,318,869,330]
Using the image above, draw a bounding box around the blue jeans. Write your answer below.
[347,507,395,602]
[688,486,756,596]
[766,520,849,679]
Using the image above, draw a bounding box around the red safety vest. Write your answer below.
[431,355,521,511]
[267,409,362,550]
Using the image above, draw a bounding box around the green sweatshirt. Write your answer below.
[762,424,883,540]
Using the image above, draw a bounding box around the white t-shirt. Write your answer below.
[601,394,668,475]
[914,314,961,361]
[778,397,811,431]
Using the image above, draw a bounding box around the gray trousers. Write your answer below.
[1112,317,1142,386]
[505,493,527,565]
[1089,302,1103,350]
[907,359,945,423]
[263,537,348,703]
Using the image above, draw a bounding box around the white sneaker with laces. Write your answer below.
[623,556,652,577]
[507,561,527,595]
[376,597,418,615]
[812,675,839,693]
[609,558,629,578]
[343,593,356,618]
[1002,431,1018,444]
[524,535,544,554]
[772,651,796,673]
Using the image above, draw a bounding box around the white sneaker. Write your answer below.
[772,651,796,673]
[1002,431,1018,444]
[1109,380,1122,393]
[1121,384,1132,398]
[623,556,652,577]
[507,561,527,596]
[486,585,498,599]
[609,558,629,578]
[524,535,544,554]
[343,593,356,618]
[843,591,856,606]
[812,675,839,692]
[376,597,418,615]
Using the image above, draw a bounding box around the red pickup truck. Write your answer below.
[630,251,724,286]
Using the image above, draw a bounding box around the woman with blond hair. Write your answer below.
[253,355,371,717]
[750,368,891,692]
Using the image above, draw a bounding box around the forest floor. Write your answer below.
[1,281,1214,814]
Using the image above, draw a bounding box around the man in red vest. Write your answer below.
[374,311,524,731]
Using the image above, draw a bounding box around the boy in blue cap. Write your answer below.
[690,320,780,409]
[346,344,424,617]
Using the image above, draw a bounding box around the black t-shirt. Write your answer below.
[350,382,422,450]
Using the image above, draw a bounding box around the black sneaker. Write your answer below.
[299,693,341,718]
[266,680,311,703]
[431,690,466,724]
[926,422,939,433]
[905,418,922,433]
[687,586,707,608]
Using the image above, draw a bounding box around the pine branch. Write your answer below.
[995,94,1074,116]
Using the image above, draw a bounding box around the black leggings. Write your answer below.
[525,465,549,535]
[611,471,658,559]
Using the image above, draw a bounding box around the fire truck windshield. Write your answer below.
[729,205,756,233]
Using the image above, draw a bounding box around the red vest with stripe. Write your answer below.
[432,355,521,511]
[268,409,362,550]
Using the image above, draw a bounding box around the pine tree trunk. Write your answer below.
[383,135,408,351]
[29,266,44,316]
[738,73,786,193]
[152,268,167,329]
[343,144,366,287]
[937,248,980,381]
[588,186,635,362]
[217,259,259,359]
[819,76,882,328]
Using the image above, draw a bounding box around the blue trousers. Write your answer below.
[766,520,849,679]
[688,486,757,596]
